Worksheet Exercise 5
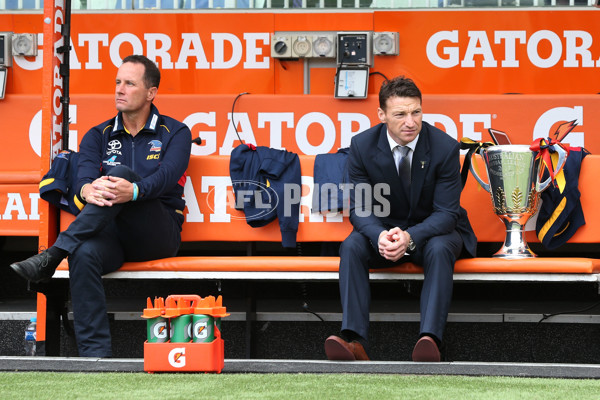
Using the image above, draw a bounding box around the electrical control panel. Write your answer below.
[0,32,12,67]
[336,32,373,66]
[335,67,369,99]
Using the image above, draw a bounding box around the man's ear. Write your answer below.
[147,87,158,102]
[377,107,386,123]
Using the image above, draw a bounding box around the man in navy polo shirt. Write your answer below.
[11,55,192,357]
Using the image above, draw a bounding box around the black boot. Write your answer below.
[10,249,64,283]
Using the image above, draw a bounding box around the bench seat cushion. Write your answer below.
[56,256,600,275]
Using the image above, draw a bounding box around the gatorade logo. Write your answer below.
[152,321,168,340]
[168,347,186,368]
[194,321,208,340]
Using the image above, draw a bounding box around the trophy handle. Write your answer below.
[468,148,490,192]
[537,145,568,192]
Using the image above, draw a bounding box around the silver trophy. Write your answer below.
[469,144,567,259]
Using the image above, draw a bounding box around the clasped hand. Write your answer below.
[83,176,134,207]
[378,227,410,262]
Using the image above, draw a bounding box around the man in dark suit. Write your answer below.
[324,76,477,362]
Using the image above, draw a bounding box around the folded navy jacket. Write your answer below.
[229,143,301,248]
[312,148,350,214]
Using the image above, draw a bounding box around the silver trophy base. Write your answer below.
[493,221,537,259]
[493,245,536,259]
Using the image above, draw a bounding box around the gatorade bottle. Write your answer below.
[171,314,193,343]
[192,313,214,343]
[147,316,168,343]
[24,317,36,356]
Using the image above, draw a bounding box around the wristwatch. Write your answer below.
[407,236,416,252]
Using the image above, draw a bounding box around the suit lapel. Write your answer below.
[376,124,398,179]
[410,125,431,209]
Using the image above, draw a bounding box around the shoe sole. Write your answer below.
[324,337,356,361]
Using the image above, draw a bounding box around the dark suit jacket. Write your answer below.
[347,121,477,258]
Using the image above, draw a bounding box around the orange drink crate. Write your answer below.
[142,294,229,373]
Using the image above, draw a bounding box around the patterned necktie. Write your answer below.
[396,145,411,189]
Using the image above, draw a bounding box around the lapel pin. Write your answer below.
[421,161,426,169]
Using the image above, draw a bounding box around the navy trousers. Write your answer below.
[53,166,182,357]
[339,228,463,345]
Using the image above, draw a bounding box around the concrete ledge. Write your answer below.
[225,360,600,379]
[0,356,145,373]
[6,311,600,324]
[2,357,600,378]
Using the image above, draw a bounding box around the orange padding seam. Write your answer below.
[56,256,600,274]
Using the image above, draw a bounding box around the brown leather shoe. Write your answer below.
[411,336,441,362]
[324,335,370,361]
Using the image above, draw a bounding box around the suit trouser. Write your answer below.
[339,228,463,345]
[53,166,182,357]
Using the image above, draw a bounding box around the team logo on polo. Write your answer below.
[148,140,162,152]
[107,140,122,156]
[103,155,120,167]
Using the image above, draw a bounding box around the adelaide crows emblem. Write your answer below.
[148,140,162,152]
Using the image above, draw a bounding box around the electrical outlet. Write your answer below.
[12,33,37,56]
[291,35,313,58]
[312,34,336,58]
[373,32,399,56]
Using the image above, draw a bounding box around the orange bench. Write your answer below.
[40,153,600,357]
[50,154,600,283]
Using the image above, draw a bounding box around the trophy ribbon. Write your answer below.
[530,137,570,184]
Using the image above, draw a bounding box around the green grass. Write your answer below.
[1,372,600,400]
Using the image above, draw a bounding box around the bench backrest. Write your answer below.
[61,154,600,245]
